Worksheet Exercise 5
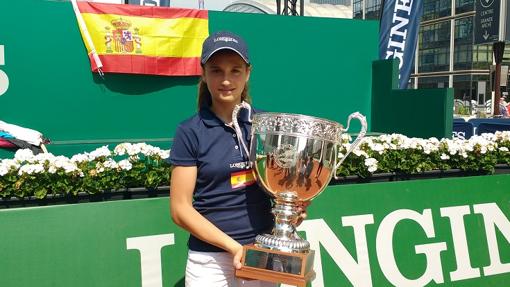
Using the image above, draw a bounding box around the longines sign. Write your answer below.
[128,202,510,287]
[1,175,510,286]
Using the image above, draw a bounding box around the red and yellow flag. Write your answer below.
[72,1,208,76]
[231,170,256,190]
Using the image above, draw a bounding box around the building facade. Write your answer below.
[224,0,353,19]
[354,0,510,112]
[311,0,351,5]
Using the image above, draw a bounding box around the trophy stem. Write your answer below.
[255,191,310,253]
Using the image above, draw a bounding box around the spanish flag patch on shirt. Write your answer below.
[231,169,256,189]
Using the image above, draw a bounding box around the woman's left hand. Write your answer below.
[231,243,244,270]
[294,201,311,226]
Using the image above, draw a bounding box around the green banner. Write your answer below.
[0,0,378,158]
[1,174,510,286]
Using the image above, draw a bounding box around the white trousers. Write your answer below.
[185,250,278,287]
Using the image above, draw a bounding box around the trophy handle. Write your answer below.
[232,101,252,159]
[333,112,367,180]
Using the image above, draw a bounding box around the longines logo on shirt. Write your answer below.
[230,161,250,169]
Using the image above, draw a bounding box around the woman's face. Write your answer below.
[202,50,251,107]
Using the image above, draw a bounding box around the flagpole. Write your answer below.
[70,0,104,76]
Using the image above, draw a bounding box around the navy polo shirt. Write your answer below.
[169,107,274,252]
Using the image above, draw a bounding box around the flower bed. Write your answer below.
[336,131,510,179]
[0,143,171,202]
[1,132,509,203]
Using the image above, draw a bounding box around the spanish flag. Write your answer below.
[231,170,256,190]
[71,1,208,76]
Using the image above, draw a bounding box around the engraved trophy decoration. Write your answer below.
[232,102,367,287]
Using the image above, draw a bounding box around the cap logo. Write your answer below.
[214,36,238,43]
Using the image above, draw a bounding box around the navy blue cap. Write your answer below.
[200,31,250,65]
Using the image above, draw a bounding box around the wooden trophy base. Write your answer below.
[235,244,315,287]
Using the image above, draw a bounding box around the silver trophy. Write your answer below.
[233,102,367,286]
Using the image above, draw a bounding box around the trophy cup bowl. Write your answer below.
[233,106,367,287]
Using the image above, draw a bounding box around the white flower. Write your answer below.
[371,143,385,154]
[103,159,119,169]
[499,147,509,152]
[341,133,352,143]
[125,143,142,156]
[18,163,44,176]
[364,158,378,173]
[118,159,133,171]
[114,143,127,156]
[62,162,79,174]
[71,153,89,163]
[95,162,105,173]
[440,153,450,160]
[33,152,56,163]
[14,149,35,162]
[137,143,154,156]
[352,148,368,158]
[89,146,111,160]
[48,166,57,174]
[159,149,170,159]
[0,165,9,176]
[0,159,19,170]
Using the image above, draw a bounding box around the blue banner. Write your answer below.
[379,0,423,89]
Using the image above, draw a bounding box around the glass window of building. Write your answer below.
[418,21,451,72]
[417,76,449,89]
[365,0,381,20]
[353,0,363,19]
[454,17,473,70]
[352,0,381,20]
[453,75,474,115]
[453,74,473,100]
[311,0,351,4]
[455,0,474,14]
[472,74,490,105]
[422,0,451,21]
[472,45,491,70]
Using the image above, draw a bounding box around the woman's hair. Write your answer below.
[197,66,252,110]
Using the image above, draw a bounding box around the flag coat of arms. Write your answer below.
[72,1,208,76]
[231,170,256,189]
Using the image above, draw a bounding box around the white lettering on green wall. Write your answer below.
[0,45,9,96]
[440,205,481,281]
[377,209,447,286]
[126,234,175,287]
[298,216,374,287]
[474,203,510,276]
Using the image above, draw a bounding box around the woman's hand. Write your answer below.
[231,243,244,270]
[294,201,311,226]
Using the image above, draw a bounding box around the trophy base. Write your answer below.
[235,244,315,287]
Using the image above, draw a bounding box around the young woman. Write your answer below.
[169,31,277,287]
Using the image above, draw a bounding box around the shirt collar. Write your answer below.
[200,106,252,127]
